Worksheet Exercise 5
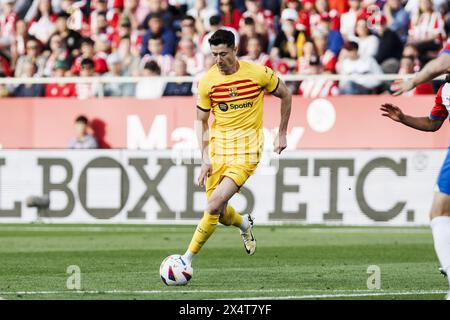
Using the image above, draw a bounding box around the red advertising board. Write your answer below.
[0,96,448,149]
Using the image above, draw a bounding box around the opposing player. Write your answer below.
[181,29,292,265]
[380,82,450,299]
[392,43,450,96]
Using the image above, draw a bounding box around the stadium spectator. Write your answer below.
[316,12,344,57]
[297,40,318,74]
[103,53,135,96]
[349,17,379,59]
[45,59,77,97]
[141,35,174,76]
[71,37,108,75]
[28,0,57,44]
[219,0,242,31]
[179,15,200,43]
[186,0,219,34]
[0,0,17,49]
[240,0,274,43]
[390,55,433,95]
[200,14,240,55]
[237,16,268,56]
[76,58,101,99]
[402,43,422,71]
[163,58,192,96]
[408,0,446,59]
[140,0,174,30]
[116,35,140,76]
[340,0,362,40]
[271,8,306,70]
[11,61,45,97]
[337,41,383,94]
[240,36,272,68]
[42,33,71,77]
[10,19,31,67]
[330,0,350,14]
[372,14,403,73]
[311,0,341,31]
[14,37,46,77]
[68,115,98,149]
[135,60,166,99]
[140,12,177,57]
[297,57,340,97]
[295,0,313,36]
[176,37,205,76]
[55,11,82,57]
[310,28,338,73]
[383,0,410,43]
[191,53,215,96]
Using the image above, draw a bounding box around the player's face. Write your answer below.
[210,44,237,74]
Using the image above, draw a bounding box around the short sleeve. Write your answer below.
[258,65,279,93]
[196,78,211,112]
[430,85,449,120]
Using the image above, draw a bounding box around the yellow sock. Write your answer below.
[219,205,243,227]
[188,212,220,254]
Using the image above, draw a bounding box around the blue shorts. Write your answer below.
[437,148,450,195]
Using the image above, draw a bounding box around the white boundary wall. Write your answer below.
[0,149,444,225]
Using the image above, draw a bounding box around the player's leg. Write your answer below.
[182,177,239,264]
[430,192,450,281]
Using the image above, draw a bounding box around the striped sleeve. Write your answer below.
[430,84,450,120]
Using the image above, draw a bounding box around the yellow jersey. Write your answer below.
[196,60,279,163]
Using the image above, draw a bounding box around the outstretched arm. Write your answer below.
[271,79,292,154]
[380,103,445,132]
[392,55,450,96]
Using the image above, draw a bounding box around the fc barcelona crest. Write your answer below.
[228,87,238,97]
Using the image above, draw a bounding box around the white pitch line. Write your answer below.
[0,289,445,297]
[307,228,430,234]
[221,290,449,300]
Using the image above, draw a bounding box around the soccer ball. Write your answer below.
[159,254,193,286]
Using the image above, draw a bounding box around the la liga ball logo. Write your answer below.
[218,103,229,112]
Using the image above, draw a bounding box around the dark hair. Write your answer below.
[208,29,235,48]
[149,34,163,43]
[80,58,94,69]
[244,17,255,25]
[57,12,70,20]
[345,41,359,51]
[144,60,161,74]
[81,37,95,47]
[75,115,88,124]
[182,15,196,23]
[209,15,222,26]
[149,12,162,20]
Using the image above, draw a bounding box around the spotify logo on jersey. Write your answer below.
[218,103,229,112]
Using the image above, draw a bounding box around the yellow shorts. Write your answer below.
[205,161,258,198]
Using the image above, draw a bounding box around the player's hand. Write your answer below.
[380,103,404,122]
[198,163,212,187]
[391,79,415,96]
[273,132,287,154]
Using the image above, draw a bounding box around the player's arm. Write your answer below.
[380,103,445,132]
[196,108,212,187]
[393,55,450,96]
[271,79,292,154]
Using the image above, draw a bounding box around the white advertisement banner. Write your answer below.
[0,150,445,226]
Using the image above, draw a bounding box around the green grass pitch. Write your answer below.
[0,223,448,300]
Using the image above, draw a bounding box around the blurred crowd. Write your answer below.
[0,0,449,98]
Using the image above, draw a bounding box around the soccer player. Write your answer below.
[392,43,450,96]
[380,85,450,299]
[181,29,292,265]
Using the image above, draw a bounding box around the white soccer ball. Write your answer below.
[159,254,193,286]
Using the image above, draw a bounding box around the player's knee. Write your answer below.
[206,198,224,215]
